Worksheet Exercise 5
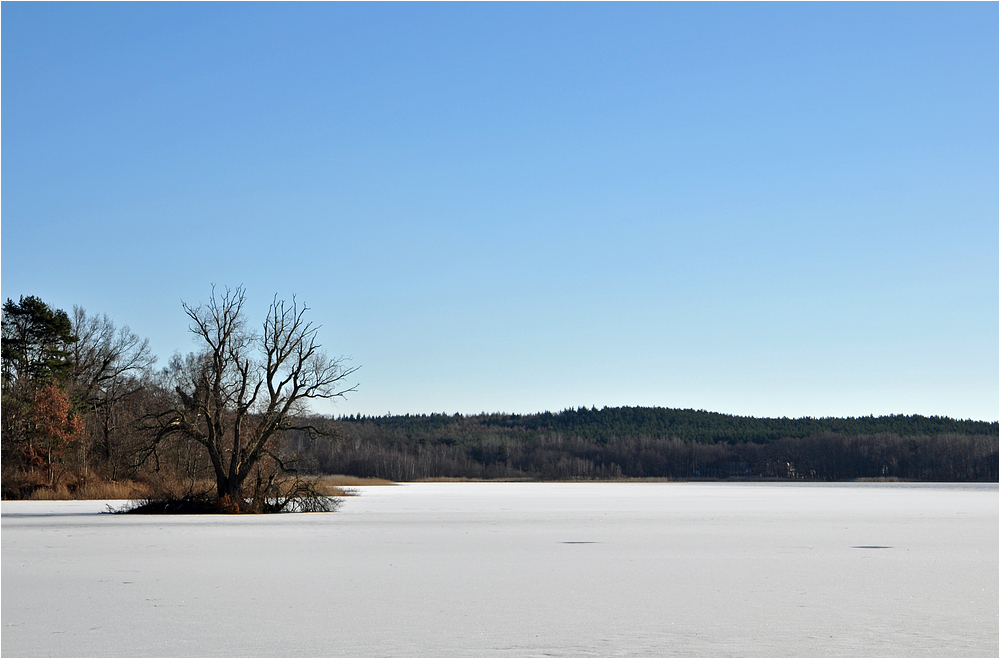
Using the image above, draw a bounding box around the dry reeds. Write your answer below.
[315,474,395,487]
[852,476,904,482]
[12,475,218,502]
[7,473,387,502]
[22,478,143,501]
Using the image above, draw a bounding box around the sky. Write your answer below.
[2,3,997,421]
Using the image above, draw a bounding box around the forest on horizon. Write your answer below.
[289,407,998,483]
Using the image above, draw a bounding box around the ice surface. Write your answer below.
[2,482,997,657]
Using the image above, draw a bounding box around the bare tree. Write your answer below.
[70,307,156,479]
[148,286,357,511]
[71,308,154,399]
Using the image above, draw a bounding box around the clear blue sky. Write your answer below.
[3,3,997,421]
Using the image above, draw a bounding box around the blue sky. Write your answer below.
[3,3,997,421]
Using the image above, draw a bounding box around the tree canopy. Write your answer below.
[2,295,77,387]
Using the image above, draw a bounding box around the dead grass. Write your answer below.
[6,474,386,501]
[413,476,538,483]
[14,476,218,502]
[24,479,145,501]
[413,476,481,483]
[313,483,357,498]
[316,475,396,487]
[853,476,905,482]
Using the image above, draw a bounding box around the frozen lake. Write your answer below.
[2,482,997,657]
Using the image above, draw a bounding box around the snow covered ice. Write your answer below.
[2,482,997,657]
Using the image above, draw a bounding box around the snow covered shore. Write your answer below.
[3,482,997,657]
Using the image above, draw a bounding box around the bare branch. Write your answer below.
[146,287,358,510]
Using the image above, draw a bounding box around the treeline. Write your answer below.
[336,407,995,444]
[1,292,350,507]
[285,409,998,482]
[3,294,997,501]
[2,296,218,499]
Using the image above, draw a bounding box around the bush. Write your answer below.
[117,476,343,514]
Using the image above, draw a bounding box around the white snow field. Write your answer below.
[2,482,997,657]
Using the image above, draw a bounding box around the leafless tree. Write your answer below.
[69,308,156,478]
[70,308,154,401]
[147,286,357,511]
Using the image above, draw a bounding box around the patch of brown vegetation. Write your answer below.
[414,476,534,483]
[5,474,372,501]
[8,475,219,502]
[316,475,396,487]
[853,476,904,482]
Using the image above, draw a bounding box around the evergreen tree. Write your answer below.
[1,295,78,388]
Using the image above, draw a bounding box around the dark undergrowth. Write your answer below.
[114,477,348,514]
[117,493,343,514]
[122,495,221,514]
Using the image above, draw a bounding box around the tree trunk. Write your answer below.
[216,473,248,511]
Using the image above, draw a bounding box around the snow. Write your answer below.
[3,482,997,657]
